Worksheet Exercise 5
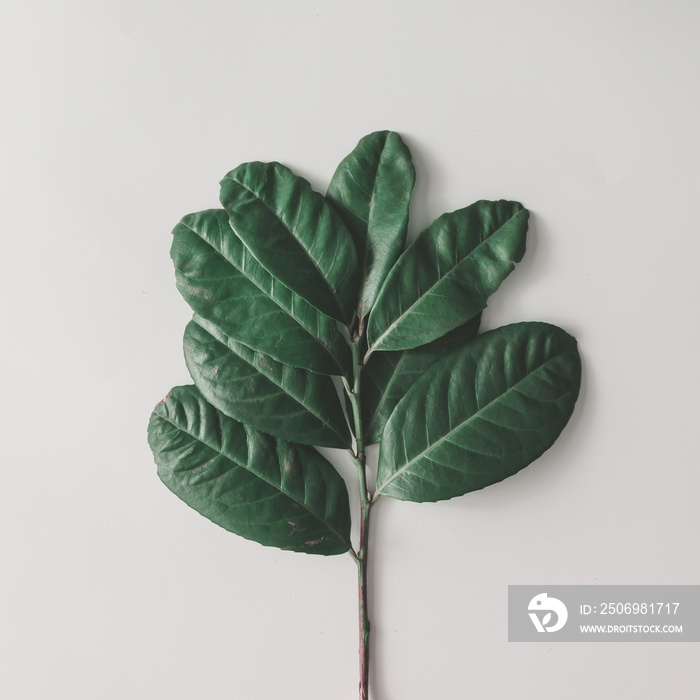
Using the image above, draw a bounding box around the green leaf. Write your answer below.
[184,317,350,449]
[171,209,350,376]
[148,385,352,555]
[327,131,415,317]
[362,314,481,445]
[376,322,581,502]
[220,162,360,324]
[366,200,528,354]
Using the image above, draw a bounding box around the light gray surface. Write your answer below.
[2,1,698,698]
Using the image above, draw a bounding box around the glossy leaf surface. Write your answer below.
[171,209,350,376]
[367,200,528,353]
[327,131,415,317]
[376,323,581,502]
[148,385,352,555]
[184,317,350,449]
[220,162,360,324]
[362,314,481,445]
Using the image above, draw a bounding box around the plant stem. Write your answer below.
[356,493,371,700]
[346,330,372,700]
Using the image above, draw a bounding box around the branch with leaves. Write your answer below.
[148,130,581,699]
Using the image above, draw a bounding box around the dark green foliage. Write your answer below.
[148,386,351,554]
[376,323,581,502]
[367,200,528,353]
[171,209,350,376]
[327,130,415,317]
[149,129,580,552]
[362,314,482,445]
[183,317,351,449]
[220,162,360,324]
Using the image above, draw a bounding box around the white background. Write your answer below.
[2,1,699,698]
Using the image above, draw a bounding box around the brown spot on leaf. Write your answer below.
[256,352,274,371]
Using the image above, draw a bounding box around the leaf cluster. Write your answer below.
[148,130,581,556]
